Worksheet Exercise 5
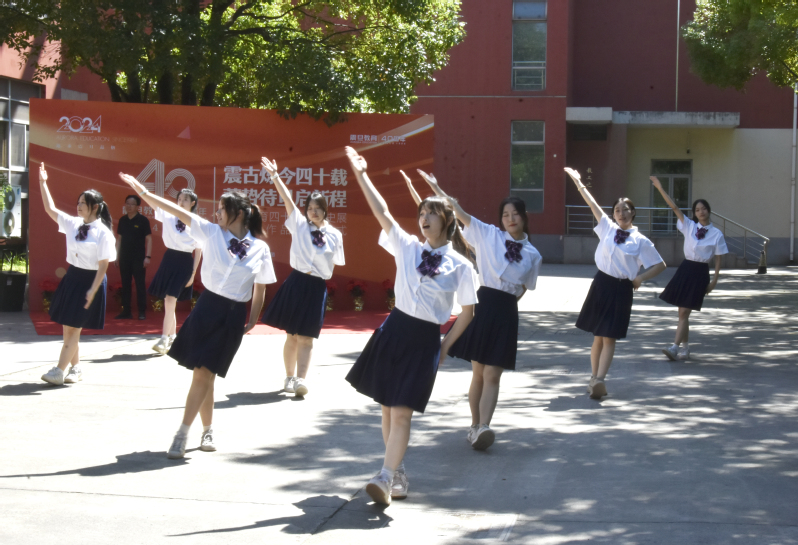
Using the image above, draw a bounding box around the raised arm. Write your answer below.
[38,163,60,223]
[417,170,472,227]
[400,170,422,206]
[260,158,296,217]
[345,147,394,233]
[118,173,197,227]
[650,176,685,223]
[565,168,604,222]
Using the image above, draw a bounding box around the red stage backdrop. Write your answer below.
[29,100,434,312]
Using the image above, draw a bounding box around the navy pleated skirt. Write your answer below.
[449,286,519,370]
[167,289,246,378]
[659,259,710,311]
[346,308,442,413]
[261,269,327,338]
[575,270,634,340]
[49,265,107,330]
[148,249,194,301]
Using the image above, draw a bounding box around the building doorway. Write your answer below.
[650,160,691,234]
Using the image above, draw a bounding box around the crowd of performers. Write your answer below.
[36,151,728,506]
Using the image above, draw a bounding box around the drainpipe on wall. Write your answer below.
[791,84,797,263]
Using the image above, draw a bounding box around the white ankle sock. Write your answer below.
[203,425,211,432]
[683,342,690,350]
[380,466,395,482]
[671,343,679,351]
[178,424,190,436]
[396,461,406,473]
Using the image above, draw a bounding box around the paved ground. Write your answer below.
[2,264,798,544]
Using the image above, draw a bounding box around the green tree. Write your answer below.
[682,0,798,90]
[0,1,464,120]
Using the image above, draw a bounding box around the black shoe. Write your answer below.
[138,312,146,320]
[114,312,133,319]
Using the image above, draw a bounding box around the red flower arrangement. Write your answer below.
[325,280,338,295]
[39,279,59,294]
[192,276,203,292]
[347,279,367,298]
[382,279,395,298]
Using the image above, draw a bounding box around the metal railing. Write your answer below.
[565,205,769,265]
[512,61,545,90]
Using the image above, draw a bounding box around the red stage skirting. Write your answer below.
[30,311,456,336]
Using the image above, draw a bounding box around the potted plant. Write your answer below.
[347,279,367,311]
[325,280,337,311]
[382,279,395,310]
[39,279,59,312]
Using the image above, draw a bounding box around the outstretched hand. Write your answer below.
[564,167,581,182]
[650,176,662,190]
[417,169,439,187]
[400,170,413,184]
[39,163,48,183]
[261,157,279,177]
[118,172,146,194]
[345,146,367,173]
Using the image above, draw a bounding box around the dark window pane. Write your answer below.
[511,145,544,189]
[0,80,7,98]
[651,160,691,175]
[9,79,40,102]
[513,1,546,20]
[513,22,546,63]
[0,100,7,119]
[10,123,26,168]
[10,102,29,123]
[0,121,7,168]
[569,124,607,141]
[511,190,543,213]
[672,177,690,208]
[10,171,29,195]
[512,121,544,143]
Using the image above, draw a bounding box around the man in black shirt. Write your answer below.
[115,195,152,320]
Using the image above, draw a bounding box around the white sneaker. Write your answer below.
[366,473,392,505]
[283,376,296,393]
[587,376,596,394]
[391,469,409,500]
[41,367,65,386]
[677,347,690,361]
[467,425,478,444]
[152,337,169,355]
[661,345,679,361]
[590,379,608,400]
[471,424,495,451]
[294,377,308,397]
[167,433,187,459]
[64,366,83,384]
[200,429,216,452]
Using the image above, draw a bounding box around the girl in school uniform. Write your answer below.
[119,173,276,459]
[344,147,479,506]
[565,168,666,399]
[407,170,542,451]
[651,177,728,361]
[259,157,345,397]
[39,163,116,386]
[148,189,203,355]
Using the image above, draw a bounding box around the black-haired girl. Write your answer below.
[344,148,478,506]
[148,189,203,355]
[565,168,666,399]
[259,157,345,398]
[651,177,728,361]
[409,170,542,451]
[39,163,116,386]
[119,173,276,459]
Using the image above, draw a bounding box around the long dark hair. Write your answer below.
[418,196,474,264]
[220,190,264,238]
[692,198,711,218]
[304,191,328,222]
[178,188,199,212]
[498,196,529,234]
[614,197,636,221]
[81,190,112,230]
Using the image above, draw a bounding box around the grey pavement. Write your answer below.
[2,264,798,544]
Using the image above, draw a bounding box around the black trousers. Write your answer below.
[120,259,147,314]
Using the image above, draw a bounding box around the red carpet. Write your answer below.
[30,311,456,336]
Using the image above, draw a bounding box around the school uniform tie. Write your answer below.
[696,227,708,240]
[311,230,325,248]
[75,224,90,241]
[228,238,250,260]
[504,240,523,263]
[614,229,630,244]
[417,250,442,278]
[175,219,187,233]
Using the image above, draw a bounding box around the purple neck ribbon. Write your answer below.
[228,238,251,260]
[417,250,442,278]
[175,219,187,233]
[311,229,326,248]
[75,224,90,241]
[504,240,523,263]
[614,229,630,244]
[696,226,708,240]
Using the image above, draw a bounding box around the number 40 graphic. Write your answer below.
[137,159,195,198]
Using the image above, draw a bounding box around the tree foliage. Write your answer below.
[0,1,464,120]
[683,0,798,91]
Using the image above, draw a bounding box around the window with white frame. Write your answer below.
[512,1,547,91]
[0,77,40,196]
[510,121,544,213]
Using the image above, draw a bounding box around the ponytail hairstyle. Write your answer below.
[304,190,328,222]
[418,196,475,265]
[498,196,529,235]
[81,189,112,230]
[178,188,199,212]
[220,190,264,238]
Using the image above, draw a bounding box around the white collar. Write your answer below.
[224,229,253,243]
[503,231,529,245]
[422,240,453,255]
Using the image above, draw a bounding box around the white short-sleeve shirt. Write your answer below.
[57,211,117,270]
[677,217,729,263]
[594,214,663,280]
[379,221,479,325]
[285,209,344,280]
[463,217,542,297]
[155,208,199,253]
[190,216,276,302]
